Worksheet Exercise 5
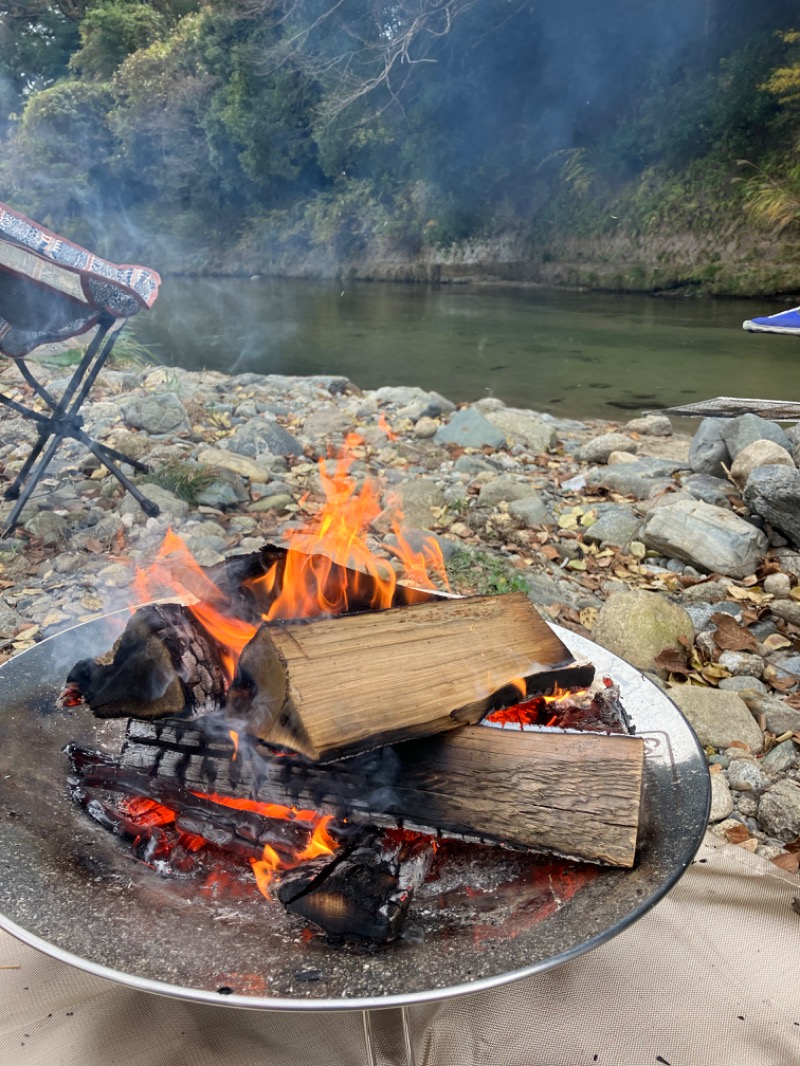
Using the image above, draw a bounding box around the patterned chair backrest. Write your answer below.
[0,202,160,359]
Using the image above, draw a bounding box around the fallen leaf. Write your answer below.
[771,852,800,873]
[654,646,691,675]
[711,613,760,653]
[761,633,793,652]
[723,823,752,845]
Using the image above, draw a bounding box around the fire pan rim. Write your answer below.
[0,610,711,1012]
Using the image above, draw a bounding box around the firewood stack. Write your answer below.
[61,545,645,945]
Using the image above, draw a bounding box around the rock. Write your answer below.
[678,579,735,604]
[758,780,800,841]
[739,693,800,736]
[727,760,769,792]
[680,473,735,509]
[764,572,792,598]
[641,497,767,578]
[667,686,764,752]
[483,409,557,453]
[577,433,637,464]
[507,495,550,528]
[122,393,191,435]
[769,599,800,626]
[584,465,673,500]
[194,472,249,510]
[453,455,497,475]
[196,446,272,482]
[227,419,303,458]
[730,440,795,485]
[435,408,507,450]
[301,408,353,440]
[477,477,540,509]
[624,414,673,437]
[746,464,800,549]
[0,599,22,638]
[22,511,69,546]
[121,484,190,521]
[389,480,447,529]
[592,590,694,674]
[764,650,800,689]
[607,451,641,465]
[582,506,641,549]
[761,740,797,774]
[413,417,439,439]
[717,676,768,696]
[472,397,506,413]
[373,386,454,414]
[709,773,735,822]
[688,418,730,477]
[716,650,764,678]
[721,414,792,459]
[248,493,294,513]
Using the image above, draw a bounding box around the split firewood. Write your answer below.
[275,828,434,943]
[60,604,227,720]
[120,718,644,867]
[227,591,594,761]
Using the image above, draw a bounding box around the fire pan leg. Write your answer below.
[362,1010,377,1066]
[361,1007,417,1066]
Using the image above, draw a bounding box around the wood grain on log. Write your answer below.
[227,592,591,761]
[120,718,644,867]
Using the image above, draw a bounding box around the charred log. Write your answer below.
[275,828,434,944]
[118,716,644,867]
[60,605,227,720]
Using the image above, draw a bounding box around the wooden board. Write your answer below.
[228,591,591,761]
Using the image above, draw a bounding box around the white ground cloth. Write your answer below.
[1,832,798,1066]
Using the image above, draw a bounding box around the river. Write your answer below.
[133,279,800,421]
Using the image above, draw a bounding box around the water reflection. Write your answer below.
[133,279,800,420]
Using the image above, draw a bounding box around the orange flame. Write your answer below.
[133,528,256,681]
[250,816,338,898]
[378,412,398,442]
[229,730,239,761]
[249,433,449,621]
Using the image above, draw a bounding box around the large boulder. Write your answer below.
[730,439,794,485]
[688,418,730,477]
[592,590,694,675]
[743,464,800,548]
[641,496,767,578]
[721,413,792,459]
[624,414,673,437]
[667,685,764,752]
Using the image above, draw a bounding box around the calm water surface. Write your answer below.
[133,279,800,421]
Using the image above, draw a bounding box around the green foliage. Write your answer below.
[141,460,216,504]
[70,1,172,80]
[446,550,531,597]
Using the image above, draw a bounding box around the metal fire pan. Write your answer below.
[0,612,710,1012]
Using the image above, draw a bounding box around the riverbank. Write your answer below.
[1,361,799,869]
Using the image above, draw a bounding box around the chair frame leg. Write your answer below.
[1,314,161,536]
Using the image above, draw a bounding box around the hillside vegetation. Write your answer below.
[5,1,800,293]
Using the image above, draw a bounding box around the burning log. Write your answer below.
[119,717,644,867]
[276,828,434,943]
[65,743,332,861]
[61,605,227,720]
[227,592,594,761]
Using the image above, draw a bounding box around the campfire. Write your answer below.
[59,437,644,945]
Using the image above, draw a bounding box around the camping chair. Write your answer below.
[0,201,162,535]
